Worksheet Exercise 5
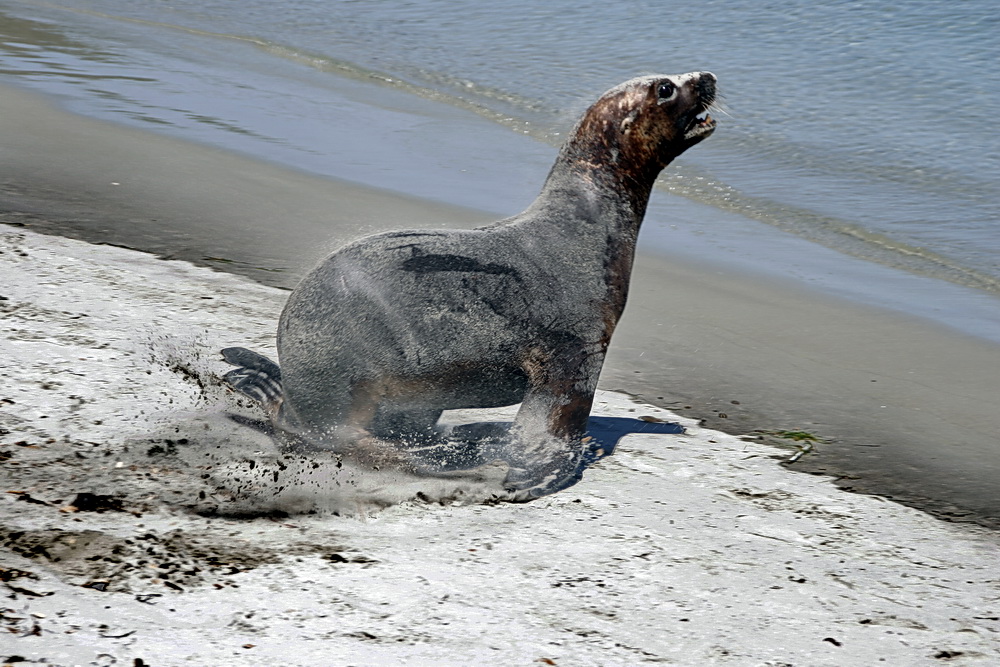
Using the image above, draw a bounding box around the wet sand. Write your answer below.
[2,83,999,529]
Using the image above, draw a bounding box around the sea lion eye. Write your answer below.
[657,81,677,102]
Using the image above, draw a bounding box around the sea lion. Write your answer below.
[223,71,717,497]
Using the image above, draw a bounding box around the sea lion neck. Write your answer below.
[541,142,657,224]
[534,124,660,233]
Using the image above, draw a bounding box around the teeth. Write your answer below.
[684,114,716,140]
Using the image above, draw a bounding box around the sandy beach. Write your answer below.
[2,83,999,530]
[2,224,998,666]
[2,5,999,664]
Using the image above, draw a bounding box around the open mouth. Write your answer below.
[684,110,716,141]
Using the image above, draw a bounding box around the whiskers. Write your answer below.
[707,94,733,121]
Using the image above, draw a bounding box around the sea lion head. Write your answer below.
[566,71,717,185]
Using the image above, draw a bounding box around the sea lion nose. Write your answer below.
[696,72,717,101]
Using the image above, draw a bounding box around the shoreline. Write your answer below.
[2,82,999,530]
[2,226,998,665]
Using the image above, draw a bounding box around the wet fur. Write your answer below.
[224,72,717,497]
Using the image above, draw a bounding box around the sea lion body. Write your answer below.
[224,71,717,497]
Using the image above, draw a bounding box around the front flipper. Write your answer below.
[501,441,587,500]
[502,341,603,498]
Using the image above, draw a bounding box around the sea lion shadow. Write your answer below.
[585,416,686,457]
[441,415,685,470]
[225,412,684,475]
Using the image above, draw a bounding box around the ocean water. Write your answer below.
[1,0,998,332]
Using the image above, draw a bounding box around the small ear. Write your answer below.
[620,110,638,135]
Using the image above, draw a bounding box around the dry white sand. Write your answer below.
[1,228,997,666]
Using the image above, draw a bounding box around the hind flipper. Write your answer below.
[222,347,281,378]
[221,347,283,416]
